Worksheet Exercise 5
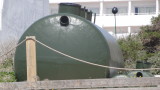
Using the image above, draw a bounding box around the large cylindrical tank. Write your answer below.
[127,71,154,77]
[14,13,124,81]
[80,8,86,18]
[58,3,81,16]
[87,11,92,21]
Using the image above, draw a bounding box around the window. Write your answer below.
[88,8,100,15]
[105,8,112,15]
[105,7,128,15]
[134,6,156,15]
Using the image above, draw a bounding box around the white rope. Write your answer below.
[35,39,160,71]
[0,39,26,58]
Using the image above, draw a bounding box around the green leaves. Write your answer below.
[0,59,16,82]
[118,15,160,74]
[118,35,144,69]
[0,72,16,82]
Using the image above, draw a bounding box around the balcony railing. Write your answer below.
[95,14,157,27]
[103,13,128,16]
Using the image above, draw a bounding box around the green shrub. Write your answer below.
[118,35,146,69]
[0,59,16,82]
[118,15,160,75]
[0,72,16,82]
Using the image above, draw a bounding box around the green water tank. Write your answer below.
[80,8,92,21]
[87,11,92,21]
[136,61,152,69]
[127,71,154,78]
[58,3,81,16]
[80,8,86,18]
[14,13,124,81]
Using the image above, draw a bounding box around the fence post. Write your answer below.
[26,36,37,82]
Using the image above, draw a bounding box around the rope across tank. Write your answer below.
[34,38,160,71]
[1,37,160,71]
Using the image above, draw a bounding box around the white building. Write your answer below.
[49,0,160,37]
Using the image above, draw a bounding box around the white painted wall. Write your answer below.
[103,1,128,15]
[96,15,156,27]
[0,0,50,61]
[1,0,49,39]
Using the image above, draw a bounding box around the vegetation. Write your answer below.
[0,38,17,82]
[118,15,160,74]
[0,59,16,82]
[118,35,144,68]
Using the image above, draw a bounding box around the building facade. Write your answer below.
[49,0,160,37]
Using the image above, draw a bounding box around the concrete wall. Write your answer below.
[1,0,49,40]
[0,0,4,31]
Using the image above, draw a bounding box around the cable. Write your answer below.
[2,37,159,71]
[0,39,26,58]
[35,39,160,71]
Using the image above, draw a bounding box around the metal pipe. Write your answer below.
[114,14,117,37]
[84,7,86,19]
[94,13,96,24]
[85,9,88,19]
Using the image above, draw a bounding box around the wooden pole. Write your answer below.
[26,36,37,82]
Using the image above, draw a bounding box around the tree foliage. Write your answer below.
[0,38,17,82]
[118,35,146,68]
[118,15,160,74]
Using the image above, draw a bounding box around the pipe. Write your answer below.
[94,13,96,24]
[60,16,69,26]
